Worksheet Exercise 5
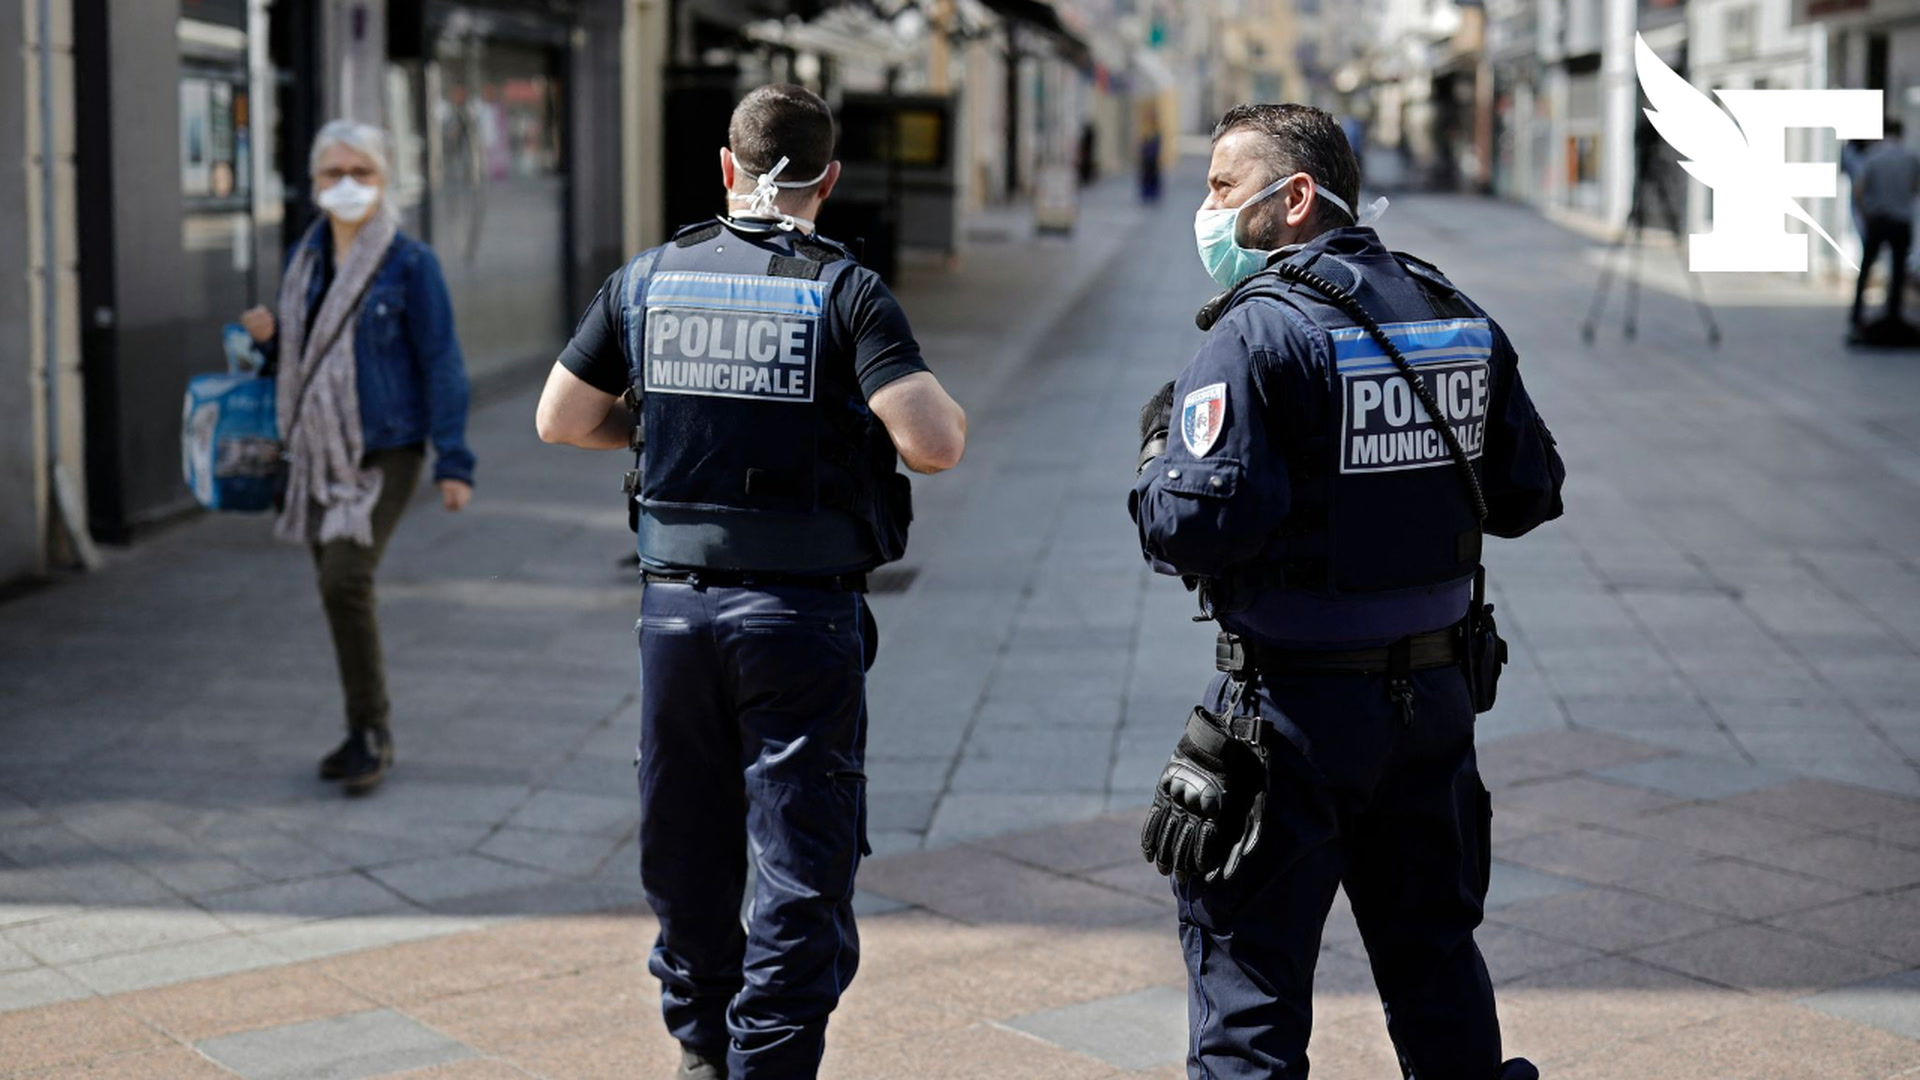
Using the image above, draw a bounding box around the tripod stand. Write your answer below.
[1580,134,1722,348]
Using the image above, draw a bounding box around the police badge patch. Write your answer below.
[1181,383,1227,456]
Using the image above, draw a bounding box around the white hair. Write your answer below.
[309,119,399,224]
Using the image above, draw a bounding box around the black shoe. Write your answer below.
[1500,1059,1540,1080]
[675,1046,725,1079]
[319,729,392,793]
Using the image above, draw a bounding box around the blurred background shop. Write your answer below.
[7,0,1910,586]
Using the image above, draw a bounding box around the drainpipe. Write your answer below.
[37,0,100,570]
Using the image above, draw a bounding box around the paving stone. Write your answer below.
[1590,753,1797,800]
[503,789,635,838]
[62,932,284,995]
[1495,776,1684,827]
[0,932,37,973]
[1741,832,1920,892]
[867,791,940,832]
[1498,826,1706,885]
[1484,861,1589,911]
[1797,967,1920,1041]
[476,827,629,878]
[0,996,169,1071]
[1003,984,1188,1070]
[0,964,91,1013]
[1488,885,1733,954]
[924,794,1109,848]
[253,912,497,964]
[1773,889,1920,964]
[977,813,1144,875]
[1610,801,1827,856]
[1853,814,1920,851]
[1634,923,1902,996]
[370,855,561,907]
[202,872,411,933]
[120,966,378,1043]
[1474,922,1603,984]
[1626,857,1861,920]
[917,865,1163,930]
[851,890,911,918]
[1,903,234,966]
[196,1007,478,1080]
[1721,778,1920,831]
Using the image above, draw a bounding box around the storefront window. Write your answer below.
[428,31,568,380]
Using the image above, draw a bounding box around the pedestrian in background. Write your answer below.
[239,120,475,794]
[1851,117,1920,330]
[535,84,965,1079]
[1133,103,1563,1078]
[1140,121,1164,203]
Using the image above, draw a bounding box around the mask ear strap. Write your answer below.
[1314,186,1390,227]
[731,155,832,232]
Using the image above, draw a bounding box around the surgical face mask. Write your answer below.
[726,154,831,232]
[317,177,381,224]
[1192,175,1387,289]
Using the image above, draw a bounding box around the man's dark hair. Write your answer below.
[1889,116,1906,138]
[729,84,837,188]
[1211,104,1361,232]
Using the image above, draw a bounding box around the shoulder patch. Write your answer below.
[1181,383,1227,457]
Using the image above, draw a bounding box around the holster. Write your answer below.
[1461,567,1508,713]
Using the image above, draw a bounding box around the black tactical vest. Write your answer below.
[1212,243,1489,638]
[619,220,911,573]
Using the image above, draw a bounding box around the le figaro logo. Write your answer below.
[1636,33,1882,272]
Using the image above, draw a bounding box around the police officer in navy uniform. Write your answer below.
[534,85,966,1080]
[1132,104,1564,1080]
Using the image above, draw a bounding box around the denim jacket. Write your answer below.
[269,227,476,485]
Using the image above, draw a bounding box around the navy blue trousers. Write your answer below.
[636,581,875,1079]
[1177,665,1500,1080]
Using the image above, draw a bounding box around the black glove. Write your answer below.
[1141,704,1268,881]
[1138,380,1175,473]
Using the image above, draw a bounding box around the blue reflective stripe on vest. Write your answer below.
[1329,318,1493,372]
[646,271,827,317]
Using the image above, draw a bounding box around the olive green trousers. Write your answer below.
[309,446,425,733]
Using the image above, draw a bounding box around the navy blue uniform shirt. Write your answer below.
[559,223,930,401]
[1131,227,1563,640]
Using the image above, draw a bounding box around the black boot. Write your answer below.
[319,729,392,793]
[675,1046,725,1079]
[1500,1059,1540,1080]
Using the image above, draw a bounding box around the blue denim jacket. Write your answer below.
[273,228,476,485]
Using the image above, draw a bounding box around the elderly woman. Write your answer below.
[240,120,474,794]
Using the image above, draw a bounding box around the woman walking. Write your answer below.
[240,120,474,793]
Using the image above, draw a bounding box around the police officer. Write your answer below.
[534,84,966,1080]
[1131,104,1564,1080]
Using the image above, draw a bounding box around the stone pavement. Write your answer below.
[5,167,1920,1075]
[8,733,1920,1078]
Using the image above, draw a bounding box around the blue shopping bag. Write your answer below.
[180,324,281,512]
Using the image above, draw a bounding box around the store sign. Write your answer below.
[1636,33,1882,272]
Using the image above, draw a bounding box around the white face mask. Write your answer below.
[726,155,831,232]
[317,177,381,224]
[1192,176,1389,290]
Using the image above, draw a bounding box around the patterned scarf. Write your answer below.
[273,213,398,547]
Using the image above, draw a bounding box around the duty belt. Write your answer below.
[641,569,868,593]
[1215,627,1459,676]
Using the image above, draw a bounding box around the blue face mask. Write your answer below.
[1193,175,1373,290]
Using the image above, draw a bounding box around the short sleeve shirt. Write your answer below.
[559,226,931,400]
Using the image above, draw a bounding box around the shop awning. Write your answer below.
[969,0,1090,64]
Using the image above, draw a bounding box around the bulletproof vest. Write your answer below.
[1226,244,1488,605]
[619,219,911,573]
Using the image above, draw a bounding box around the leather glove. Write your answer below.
[1141,704,1268,881]
[1138,380,1175,473]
